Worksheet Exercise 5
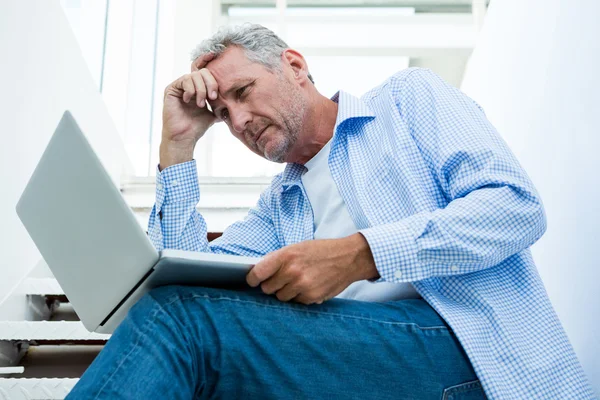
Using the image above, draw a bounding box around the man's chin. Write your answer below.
[264,151,287,163]
[261,135,294,163]
[263,146,287,163]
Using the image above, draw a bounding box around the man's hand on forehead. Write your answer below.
[168,52,218,110]
[188,52,221,112]
[159,52,220,169]
[191,52,215,72]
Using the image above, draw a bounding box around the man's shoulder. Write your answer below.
[255,171,286,204]
[363,67,439,99]
[388,67,428,83]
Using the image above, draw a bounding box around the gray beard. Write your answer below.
[263,76,306,163]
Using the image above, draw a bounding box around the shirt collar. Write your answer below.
[280,90,375,191]
[331,90,376,131]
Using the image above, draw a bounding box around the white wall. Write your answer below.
[461,0,600,394]
[0,1,130,304]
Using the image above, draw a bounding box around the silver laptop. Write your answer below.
[16,111,261,334]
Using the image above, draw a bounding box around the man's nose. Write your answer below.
[230,107,252,134]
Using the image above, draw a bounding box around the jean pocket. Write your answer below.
[441,379,487,400]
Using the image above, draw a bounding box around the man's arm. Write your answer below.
[149,53,280,257]
[148,160,280,257]
[360,68,547,283]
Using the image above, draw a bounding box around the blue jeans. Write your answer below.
[67,285,486,399]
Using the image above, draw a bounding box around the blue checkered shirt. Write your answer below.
[149,68,595,399]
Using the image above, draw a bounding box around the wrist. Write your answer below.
[347,233,380,281]
[159,141,195,171]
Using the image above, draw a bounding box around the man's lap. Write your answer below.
[68,285,485,399]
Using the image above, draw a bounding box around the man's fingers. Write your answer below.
[260,270,293,295]
[275,283,300,302]
[293,293,324,306]
[198,68,219,100]
[292,293,311,305]
[246,252,282,288]
[170,71,216,109]
[191,52,215,72]
[190,72,207,108]
[180,76,196,103]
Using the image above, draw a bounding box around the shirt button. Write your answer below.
[394,270,403,279]
[171,180,179,186]
[157,183,163,190]
[451,266,459,272]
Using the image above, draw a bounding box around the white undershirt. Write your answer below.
[301,139,421,302]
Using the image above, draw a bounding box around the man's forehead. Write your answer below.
[204,46,252,75]
[207,65,254,99]
[207,56,254,86]
[207,61,252,83]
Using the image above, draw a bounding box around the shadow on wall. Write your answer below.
[461,0,600,395]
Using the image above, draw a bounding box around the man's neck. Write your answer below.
[289,94,339,165]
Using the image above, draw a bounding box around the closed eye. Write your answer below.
[236,80,256,99]
[236,86,247,99]
[216,80,255,121]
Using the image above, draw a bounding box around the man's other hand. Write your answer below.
[246,233,380,305]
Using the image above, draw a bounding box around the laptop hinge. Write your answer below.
[99,267,156,327]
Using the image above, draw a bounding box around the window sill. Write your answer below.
[121,175,272,209]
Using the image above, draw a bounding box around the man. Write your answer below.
[68,24,594,399]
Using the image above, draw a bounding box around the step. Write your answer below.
[0,322,109,342]
[17,345,104,379]
[0,378,78,400]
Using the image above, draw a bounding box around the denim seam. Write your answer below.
[163,293,449,331]
[441,379,482,400]
[93,298,167,400]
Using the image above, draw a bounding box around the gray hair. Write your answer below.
[190,23,314,84]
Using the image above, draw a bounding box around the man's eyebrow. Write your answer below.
[220,79,253,98]
[209,79,254,115]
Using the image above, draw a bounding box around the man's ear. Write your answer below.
[282,49,309,82]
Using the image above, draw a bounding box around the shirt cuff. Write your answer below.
[155,160,200,217]
[359,219,422,283]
